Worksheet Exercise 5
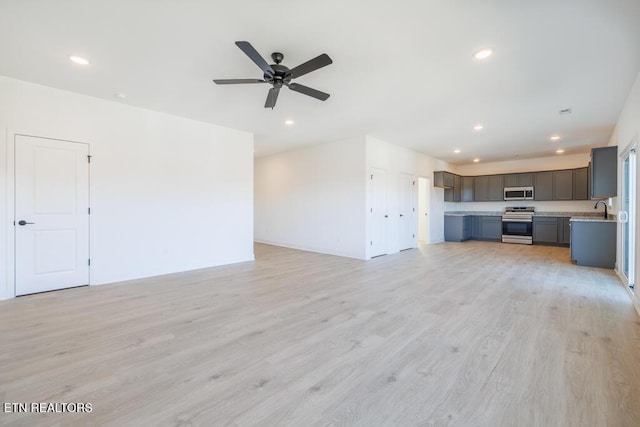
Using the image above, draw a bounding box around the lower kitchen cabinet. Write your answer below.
[445,215,501,242]
[447,215,568,245]
[570,221,616,268]
[558,217,571,245]
[444,216,471,242]
[480,216,502,241]
[533,217,558,244]
[532,216,571,246]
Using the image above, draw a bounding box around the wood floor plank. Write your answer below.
[1,242,639,426]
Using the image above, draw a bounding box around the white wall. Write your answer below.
[254,136,367,259]
[0,76,254,299]
[608,70,640,313]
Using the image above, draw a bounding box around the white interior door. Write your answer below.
[399,173,415,250]
[15,135,90,296]
[369,168,388,257]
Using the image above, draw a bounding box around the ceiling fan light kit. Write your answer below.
[213,41,333,109]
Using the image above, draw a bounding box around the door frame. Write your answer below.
[618,138,637,295]
[418,176,430,244]
[3,131,91,299]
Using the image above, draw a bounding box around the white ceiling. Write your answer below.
[1,0,639,164]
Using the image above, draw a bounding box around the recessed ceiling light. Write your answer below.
[69,55,90,65]
[550,135,561,141]
[114,93,127,100]
[473,124,484,131]
[556,149,565,154]
[473,158,480,162]
[453,149,461,154]
[473,48,493,60]
[284,119,294,126]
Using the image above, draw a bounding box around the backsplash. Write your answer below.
[444,198,617,214]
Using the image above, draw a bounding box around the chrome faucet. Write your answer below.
[594,200,608,219]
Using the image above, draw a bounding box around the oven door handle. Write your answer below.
[501,218,532,222]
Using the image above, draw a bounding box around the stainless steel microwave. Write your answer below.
[504,186,534,200]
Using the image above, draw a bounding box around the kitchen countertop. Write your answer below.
[444,211,501,216]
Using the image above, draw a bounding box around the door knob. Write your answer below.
[18,220,35,226]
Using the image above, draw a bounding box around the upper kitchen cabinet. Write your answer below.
[444,174,462,202]
[573,167,589,200]
[474,175,504,202]
[590,146,617,198]
[534,172,553,200]
[434,171,455,188]
[504,173,534,187]
[488,175,504,201]
[474,176,490,201]
[552,170,573,200]
[461,176,474,202]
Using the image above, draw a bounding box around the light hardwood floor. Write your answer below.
[1,242,639,426]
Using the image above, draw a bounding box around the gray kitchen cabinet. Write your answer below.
[471,216,482,239]
[534,172,553,200]
[480,216,502,241]
[434,171,455,188]
[558,217,571,245]
[570,221,616,268]
[573,167,589,200]
[488,175,504,201]
[533,217,558,244]
[444,215,471,242]
[474,176,490,201]
[553,170,573,200]
[504,173,534,187]
[461,176,474,202]
[444,174,461,202]
[590,146,617,198]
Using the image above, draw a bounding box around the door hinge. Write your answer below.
[413,181,415,185]
[87,155,92,163]
[88,259,91,266]
[370,241,373,246]
[413,234,415,238]
[88,207,91,214]
[370,174,373,180]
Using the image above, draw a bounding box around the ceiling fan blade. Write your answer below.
[264,87,280,109]
[287,83,330,101]
[235,41,275,77]
[290,53,333,79]
[213,79,266,85]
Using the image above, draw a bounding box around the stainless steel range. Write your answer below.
[502,207,534,244]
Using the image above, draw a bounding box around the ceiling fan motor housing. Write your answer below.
[266,63,292,87]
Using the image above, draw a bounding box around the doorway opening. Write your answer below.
[418,177,430,245]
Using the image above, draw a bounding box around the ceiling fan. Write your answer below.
[213,41,333,109]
